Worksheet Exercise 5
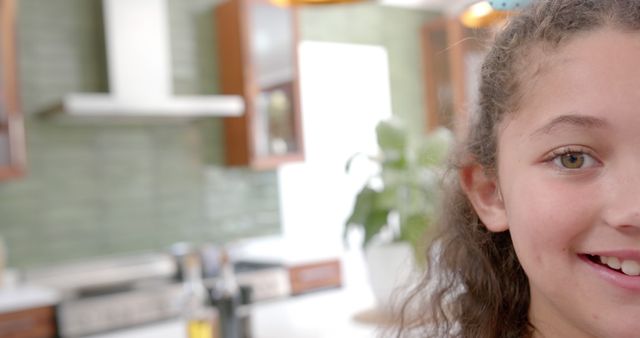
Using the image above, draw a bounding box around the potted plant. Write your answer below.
[345,117,452,309]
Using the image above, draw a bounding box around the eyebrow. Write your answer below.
[530,114,609,137]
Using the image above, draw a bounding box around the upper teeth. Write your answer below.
[599,256,640,276]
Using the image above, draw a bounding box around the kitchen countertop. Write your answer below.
[84,319,186,338]
[85,287,378,338]
[251,283,378,338]
[0,285,60,313]
[84,248,381,338]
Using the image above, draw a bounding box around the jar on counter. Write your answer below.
[181,252,220,338]
[209,250,253,338]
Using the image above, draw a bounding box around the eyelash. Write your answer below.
[545,147,600,170]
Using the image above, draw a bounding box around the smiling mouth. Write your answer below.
[586,254,640,276]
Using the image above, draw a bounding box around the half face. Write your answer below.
[494,28,640,338]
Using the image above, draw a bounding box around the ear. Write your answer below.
[459,164,508,232]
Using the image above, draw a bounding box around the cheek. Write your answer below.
[505,178,597,258]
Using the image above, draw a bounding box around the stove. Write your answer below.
[24,253,184,337]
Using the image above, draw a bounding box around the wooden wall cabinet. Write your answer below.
[215,0,304,169]
[421,19,494,137]
[0,0,26,180]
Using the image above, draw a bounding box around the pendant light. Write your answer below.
[271,0,364,6]
[458,0,532,28]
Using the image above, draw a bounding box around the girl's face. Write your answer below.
[495,28,640,337]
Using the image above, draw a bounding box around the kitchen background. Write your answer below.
[1,0,436,268]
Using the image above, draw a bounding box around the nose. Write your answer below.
[601,167,640,231]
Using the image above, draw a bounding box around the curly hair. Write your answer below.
[395,1,640,337]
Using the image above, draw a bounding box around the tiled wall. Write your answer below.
[0,0,435,268]
[2,0,281,268]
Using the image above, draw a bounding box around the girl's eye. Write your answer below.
[552,151,597,169]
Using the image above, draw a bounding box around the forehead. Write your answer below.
[500,27,640,133]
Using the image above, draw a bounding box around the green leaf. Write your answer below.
[376,119,407,155]
[398,214,429,242]
[344,186,392,247]
[398,214,431,266]
[345,186,376,228]
[362,208,390,247]
[416,127,453,167]
[374,186,398,210]
[344,119,453,256]
[380,167,407,189]
[344,152,372,173]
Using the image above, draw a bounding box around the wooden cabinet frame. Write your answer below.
[215,0,304,169]
[421,18,493,138]
[0,0,26,180]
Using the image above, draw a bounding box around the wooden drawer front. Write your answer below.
[0,306,57,338]
[288,260,342,295]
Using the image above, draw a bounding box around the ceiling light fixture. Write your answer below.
[459,1,508,28]
[270,0,363,6]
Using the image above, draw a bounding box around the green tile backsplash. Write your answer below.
[0,0,436,268]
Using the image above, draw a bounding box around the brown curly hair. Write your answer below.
[395,1,640,337]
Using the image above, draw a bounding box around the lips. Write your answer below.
[582,253,640,291]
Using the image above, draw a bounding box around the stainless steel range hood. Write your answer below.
[62,0,243,117]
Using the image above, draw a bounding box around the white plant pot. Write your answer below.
[364,241,417,312]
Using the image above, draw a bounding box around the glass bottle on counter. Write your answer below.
[182,252,220,338]
[210,249,250,338]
